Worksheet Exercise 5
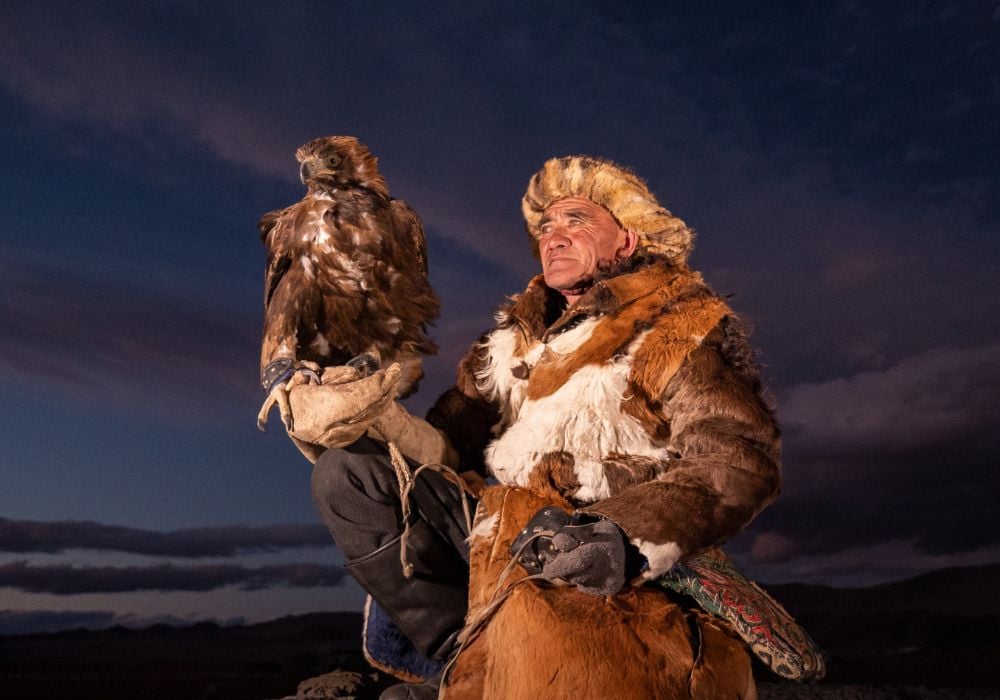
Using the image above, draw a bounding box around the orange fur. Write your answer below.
[443,485,754,699]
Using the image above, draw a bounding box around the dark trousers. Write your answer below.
[311,437,473,660]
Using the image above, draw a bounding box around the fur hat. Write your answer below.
[522,156,694,266]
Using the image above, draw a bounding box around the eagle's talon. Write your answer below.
[256,394,274,432]
[275,384,294,431]
[289,367,322,386]
[257,382,295,432]
[346,352,380,377]
[257,391,277,432]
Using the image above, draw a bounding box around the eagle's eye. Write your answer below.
[326,155,342,168]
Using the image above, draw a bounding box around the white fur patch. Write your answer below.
[468,512,499,542]
[475,317,606,437]
[475,326,522,404]
[484,326,668,502]
[631,539,682,579]
[544,316,600,354]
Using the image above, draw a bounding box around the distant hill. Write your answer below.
[0,611,367,700]
[1,563,997,698]
[766,561,1000,616]
[761,562,1000,689]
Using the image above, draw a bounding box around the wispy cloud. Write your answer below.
[722,342,1000,582]
[0,3,299,179]
[0,518,332,557]
[0,560,346,594]
[781,343,1000,453]
[0,259,259,416]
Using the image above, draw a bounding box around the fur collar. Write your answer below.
[501,262,708,342]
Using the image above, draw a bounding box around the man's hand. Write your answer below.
[511,507,629,596]
[286,363,401,456]
[368,401,459,469]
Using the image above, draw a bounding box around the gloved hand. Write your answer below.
[286,363,401,460]
[511,507,628,596]
[367,400,460,469]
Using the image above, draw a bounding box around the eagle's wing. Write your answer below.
[259,205,311,380]
[390,198,428,275]
[260,206,294,308]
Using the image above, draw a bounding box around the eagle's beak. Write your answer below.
[300,160,315,184]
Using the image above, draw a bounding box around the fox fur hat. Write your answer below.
[522,156,694,266]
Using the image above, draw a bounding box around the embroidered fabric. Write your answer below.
[656,549,827,681]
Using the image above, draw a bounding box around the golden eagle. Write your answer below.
[257,136,439,430]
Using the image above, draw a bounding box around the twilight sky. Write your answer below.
[1,1,998,633]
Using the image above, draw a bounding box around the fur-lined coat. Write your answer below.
[428,260,780,580]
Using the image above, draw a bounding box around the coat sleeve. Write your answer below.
[425,335,500,476]
[580,317,781,579]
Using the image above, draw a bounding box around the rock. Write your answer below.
[297,670,379,699]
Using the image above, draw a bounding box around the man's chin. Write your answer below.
[544,276,577,291]
[544,274,594,294]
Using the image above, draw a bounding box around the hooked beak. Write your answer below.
[299,159,315,184]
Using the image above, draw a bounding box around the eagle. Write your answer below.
[257,135,440,431]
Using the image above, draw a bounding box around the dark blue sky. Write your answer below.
[1,1,998,631]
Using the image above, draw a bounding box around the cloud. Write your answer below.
[0,560,346,594]
[0,3,299,179]
[718,342,1000,582]
[0,609,243,636]
[780,343,1000,453]
[0,518,332,557]
[0,259,260,417]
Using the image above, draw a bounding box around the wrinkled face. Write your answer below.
[538,196,636,299]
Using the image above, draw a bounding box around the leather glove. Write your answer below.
[511,507,628,596]
[367,400,459,469]
[286,363,401,459]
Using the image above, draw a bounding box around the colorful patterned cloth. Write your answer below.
[657,549,827,681]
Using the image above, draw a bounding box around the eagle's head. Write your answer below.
[295,136,389,198]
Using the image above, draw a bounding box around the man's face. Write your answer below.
[539,196,635,298]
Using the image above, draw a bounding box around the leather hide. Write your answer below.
[442,484,756,699]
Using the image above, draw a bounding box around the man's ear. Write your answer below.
[617,229,640,260]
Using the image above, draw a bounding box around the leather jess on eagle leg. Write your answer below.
[440,483,756,700]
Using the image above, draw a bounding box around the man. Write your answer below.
[308,155,781,699]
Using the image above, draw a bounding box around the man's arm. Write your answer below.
[425,335,501,477]
[581,317,781,579]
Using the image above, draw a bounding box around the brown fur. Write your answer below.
[586,324,783,554]
[525,451,581,495]
[443,486,755,699]
[525,269,729,404]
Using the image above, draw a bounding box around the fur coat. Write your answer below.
[427,259,781,580]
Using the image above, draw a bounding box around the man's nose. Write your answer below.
[545,228,571,250]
